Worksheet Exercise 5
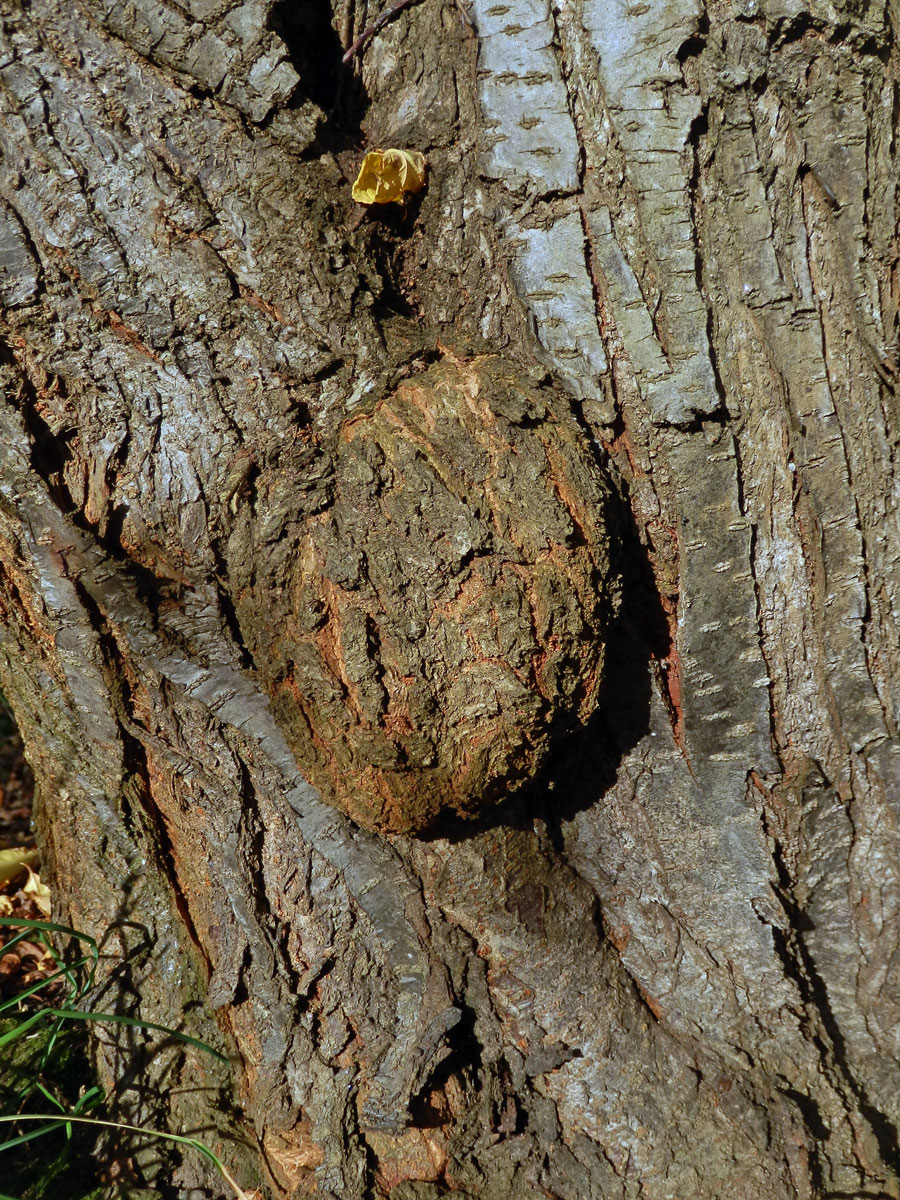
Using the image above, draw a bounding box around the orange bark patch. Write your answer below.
[367,1127,448,1190]
[262,1119,324,1195]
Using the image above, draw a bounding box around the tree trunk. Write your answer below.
[1,0,898,1195]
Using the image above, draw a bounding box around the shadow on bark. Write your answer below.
[80,894,245,1193]
[271,0,369,140]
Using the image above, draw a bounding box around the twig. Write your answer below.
[342,0,420,62]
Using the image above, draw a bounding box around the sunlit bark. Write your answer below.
[0,0,899,1195]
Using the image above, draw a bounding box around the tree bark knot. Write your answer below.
[245,349,619,834]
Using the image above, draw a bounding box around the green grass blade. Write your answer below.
[0,1119,67,1153]
[46,1009,228,1063]
[72,1086,104,1113]
[0,1116,253,1199]
[0,954,94,1015]
[0,1009,47,1048]
[0,919,98,954]
[0,929,33,955]
[31,1082,63,1113]
[0,919,99,995]
[41,939,89,1001]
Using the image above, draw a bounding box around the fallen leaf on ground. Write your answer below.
[0,847,38,887]
[22,866,51,918]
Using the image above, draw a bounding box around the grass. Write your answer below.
[0,697,252,1197]
[0,917,251,1200]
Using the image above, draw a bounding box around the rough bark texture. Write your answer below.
[240,351,618,835]
[0,0,898,1197]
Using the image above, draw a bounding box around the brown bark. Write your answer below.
[0,0,899,1197]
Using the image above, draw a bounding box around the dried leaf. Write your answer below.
[22,866,51,918]
[0,951,20,976]
[0,847,38,887]
[351,149,426,205]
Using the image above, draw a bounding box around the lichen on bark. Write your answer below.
[240,349,619,834]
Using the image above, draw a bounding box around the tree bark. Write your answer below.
[0,0,898,1196]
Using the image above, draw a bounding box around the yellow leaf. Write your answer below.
[351,149,426,205]
[23,866,51,918]
[0,847,39,888]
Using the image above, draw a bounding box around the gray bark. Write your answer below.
[0,0,898,1197]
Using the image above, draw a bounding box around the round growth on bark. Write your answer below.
[265,350,618,834]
